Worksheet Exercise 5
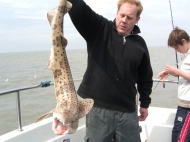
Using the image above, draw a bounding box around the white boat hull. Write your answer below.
[139,107,176,142]
[0,106,176,142]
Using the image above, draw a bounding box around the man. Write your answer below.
[68,0,153,141]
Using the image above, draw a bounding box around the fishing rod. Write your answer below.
[154,1,179,90]
[169,0,179,81]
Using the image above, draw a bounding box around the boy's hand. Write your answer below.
[158,71,169,80]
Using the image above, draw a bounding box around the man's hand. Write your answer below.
[138,107,148,121]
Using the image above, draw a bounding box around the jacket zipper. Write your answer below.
[123,36,126,44]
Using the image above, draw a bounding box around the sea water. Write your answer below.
[0,47,180,135]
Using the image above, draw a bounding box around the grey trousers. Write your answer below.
[84,106,141,142]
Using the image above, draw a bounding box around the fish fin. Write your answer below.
[47,8,57,25]
[78,98,94,119]
[35,109,54,123]
[47,47,54,69]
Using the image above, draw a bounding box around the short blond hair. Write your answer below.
[117,0,143,17]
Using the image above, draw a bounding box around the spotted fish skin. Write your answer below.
[36,0,94,135]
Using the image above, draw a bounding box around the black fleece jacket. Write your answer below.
[68,0,153,112]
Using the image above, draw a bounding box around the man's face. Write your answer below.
[116,2,140,36]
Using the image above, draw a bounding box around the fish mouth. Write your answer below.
[53,117,68,135]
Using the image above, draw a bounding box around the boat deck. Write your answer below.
[0,106,176,142]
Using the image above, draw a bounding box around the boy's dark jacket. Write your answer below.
[68,0,153,112]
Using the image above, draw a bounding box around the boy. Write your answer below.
[158,27,190,142]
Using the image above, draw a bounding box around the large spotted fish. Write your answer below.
[36,0,94,135]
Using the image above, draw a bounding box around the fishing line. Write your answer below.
[154,81,160,90]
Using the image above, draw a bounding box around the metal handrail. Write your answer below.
[153,79,178,83]
[0,78,178,132]
[1,84,43,96]
[0,79,82,132]
[0,81,54,131]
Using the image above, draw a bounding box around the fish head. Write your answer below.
[52,109,79,135]
[52,98,94,135]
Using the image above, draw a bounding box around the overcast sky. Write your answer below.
[0,0,189,53]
